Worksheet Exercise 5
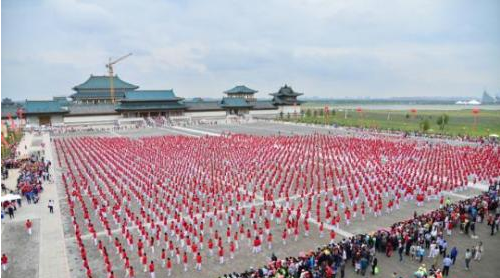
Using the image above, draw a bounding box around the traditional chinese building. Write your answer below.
[116,90,186,118]
[24,99,69,126]
[269,85,303,115]
[71,75,139,104]
[220,85,258,115]
[18,73,305,126]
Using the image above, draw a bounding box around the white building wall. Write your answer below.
[26,116,39,126]
[64,115,122,123]
[279,105,301,114]
[185,111,227,118]
[249,109,280,116]
[51,115,64,124]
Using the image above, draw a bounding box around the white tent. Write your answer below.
[1,194,22,203]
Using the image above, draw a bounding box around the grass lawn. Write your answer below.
[283,108,500,137]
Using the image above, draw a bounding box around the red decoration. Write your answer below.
[472,108,480,115]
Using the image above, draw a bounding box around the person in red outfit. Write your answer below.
[1,254,8,271]
[148,260,155,278]
[25,219,33,235]
[166,258,172,276]
[195,252,202,271]
[252,236,261,253]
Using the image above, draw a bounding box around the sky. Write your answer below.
[1,0,500,100]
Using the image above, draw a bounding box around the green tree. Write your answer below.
[319,109,324,117]
[305,109,311,117]
[286,113,291,120]
[330,109,336,117]
[279,111,284,119]
[313,110,318,117]
[436,114,449,130]
[405,113,410,119]
[420,119,430,132]
[300,110,305,118]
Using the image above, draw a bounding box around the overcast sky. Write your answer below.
[2,0,499,100]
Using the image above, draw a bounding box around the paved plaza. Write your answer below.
[2,121,499,278]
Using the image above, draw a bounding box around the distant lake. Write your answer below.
[305,104,500,111]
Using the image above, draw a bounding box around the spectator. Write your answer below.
[450,247,458,265]
[442,255,452,276]
[48,199,54,213]
[464,249,472,270]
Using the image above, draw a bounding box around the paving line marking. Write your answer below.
[158,127,200,137]
[171,126,221,136]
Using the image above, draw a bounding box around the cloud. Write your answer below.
[2,0,500,99]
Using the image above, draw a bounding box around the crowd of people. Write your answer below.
[226,186,499,278]
[51,131,499,278]
[1,151,52,220]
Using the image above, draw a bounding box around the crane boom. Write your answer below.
[106,53,132,104]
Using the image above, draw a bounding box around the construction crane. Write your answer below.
[106,53,132,104]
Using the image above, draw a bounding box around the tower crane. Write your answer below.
[106,53,132,104]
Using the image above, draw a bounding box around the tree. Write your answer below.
[300,110,305,118]
[312,110,318,117]
[279,111,284,119]
[405,113,410,119]
[305,109,312,117]
[330,109,336,117]
[436,114,449,130]
[286,113,291,120]
[319,109,324,117]
[420,119,430,132]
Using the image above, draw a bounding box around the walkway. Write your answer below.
[1,132,71,278]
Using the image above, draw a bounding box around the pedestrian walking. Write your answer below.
[442,255,452,276]
[474,242,483,261]
[450,247,458,265]
[371,257,378,275]
[26,219,32,235]
[464,249,472,270]
[48,200,54,214]
[7,206,14,219]
[1,254,7,271]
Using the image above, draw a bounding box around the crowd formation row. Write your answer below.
[53,133,499,277]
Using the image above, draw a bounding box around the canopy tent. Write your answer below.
[1,194,22,203]
[489,134,499,138]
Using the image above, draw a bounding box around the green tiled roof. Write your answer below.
[269,85,303,97]
[224,85,257,94]
[122,90,182,102]
[220,97,253,108]
[24,100,68,114]
[73,75,139,91]
[116,102,186,111]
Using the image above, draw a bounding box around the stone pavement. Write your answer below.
[1,132,70,278]
[37,132,71,278]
